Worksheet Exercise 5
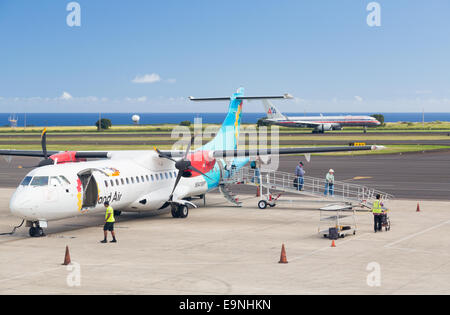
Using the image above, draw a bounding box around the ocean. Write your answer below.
[2,112,449,127]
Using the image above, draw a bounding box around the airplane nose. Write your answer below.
[9,190,34,219]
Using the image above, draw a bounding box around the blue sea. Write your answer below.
[2,112,449,127]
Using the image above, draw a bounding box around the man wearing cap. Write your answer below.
[324,169,335,196]
[295,161,305,191]
[101,201,117,243]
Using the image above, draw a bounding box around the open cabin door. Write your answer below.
[77,169,99,209]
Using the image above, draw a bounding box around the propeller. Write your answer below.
[154,136,212,201]
[20,129,54,168]
[37,128,54,167]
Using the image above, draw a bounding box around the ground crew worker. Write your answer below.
[372,194,385,233]
[101,201,117,243]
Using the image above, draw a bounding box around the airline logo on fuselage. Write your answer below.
[98,191,123,205]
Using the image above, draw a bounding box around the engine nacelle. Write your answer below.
[321,124,333,131]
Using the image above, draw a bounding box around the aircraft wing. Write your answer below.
[0,150,110,159]
[159,145,385,158]
[211,145,385,158]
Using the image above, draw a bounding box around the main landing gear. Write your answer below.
[171,204,189,219]
[28,222,45,237]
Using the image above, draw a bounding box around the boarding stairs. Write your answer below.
[221,167,393,208]
[218,183,243,207]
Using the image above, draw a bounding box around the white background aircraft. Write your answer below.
[262,100,381,133]
[0,89,382,237]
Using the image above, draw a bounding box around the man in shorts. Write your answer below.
[101,201,117,243]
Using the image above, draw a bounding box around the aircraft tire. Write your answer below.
[171,207,179,218]
[179,205,189,218]
[29,227,36,237]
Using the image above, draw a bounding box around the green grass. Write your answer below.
[2,120,450,134]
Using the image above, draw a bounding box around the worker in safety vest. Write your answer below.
[101,201,117,243]
[372,194,385,233]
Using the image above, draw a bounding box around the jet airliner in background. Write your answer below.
[262,100,381,133]
[0,88,384,237]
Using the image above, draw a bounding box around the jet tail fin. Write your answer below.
[262,100,287,120]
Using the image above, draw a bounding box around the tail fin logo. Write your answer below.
[268,107,277,114]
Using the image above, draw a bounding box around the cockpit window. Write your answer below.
[30,176,49,186]
[50,176,62,187]
[20,176,33,186]
[59,176,71,185]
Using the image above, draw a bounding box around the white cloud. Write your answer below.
[60,91,73,100]
[354,95,363,102]
[132,73,161,84]
[415,90,432,95]
[125,96,147,103]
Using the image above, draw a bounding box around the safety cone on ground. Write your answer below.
[256,186,261,197]
[331,240,336,248]
[279,244,288,264]
[62,245,71,265]
[416,202,421,212]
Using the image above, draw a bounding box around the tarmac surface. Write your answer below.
[0,192,449,295]
[1,151,450,199]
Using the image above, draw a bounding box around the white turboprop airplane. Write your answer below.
[262,100,381,133]
[0,88,384,237]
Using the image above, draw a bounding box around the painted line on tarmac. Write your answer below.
[384,219,450,248]
[289,232,371,262]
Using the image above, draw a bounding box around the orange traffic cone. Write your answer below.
[62,245,71,265]
[416,202,420,212]
[331,240,336,248]
[279,244,288,264]
[256,186,261,197]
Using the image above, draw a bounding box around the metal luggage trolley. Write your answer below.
[318,204,357,238]
[381,210,391,231]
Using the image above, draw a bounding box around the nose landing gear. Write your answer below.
[28,222,45,237]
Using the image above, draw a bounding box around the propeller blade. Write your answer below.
[188,165,212,180]
[183,136,194,159]
[41,128,48,159]
[169,171,183,201]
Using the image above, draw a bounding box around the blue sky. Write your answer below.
[0,0,449,113]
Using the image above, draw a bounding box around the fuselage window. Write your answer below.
[136,176,140,183]
[165,172,169,179]
[126,178,129,184]
[145,175,149,181]
[110,180,114,187]
[105,180,109,188]
[131,177,135,184]
[141,176,145,182]
[30,176,49,187]
[151,174,154,181]
[160,173,163,180]
[115,179,119,186]
[121,178,125,185]
[155,174,159,180]
[20,176,33,186]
